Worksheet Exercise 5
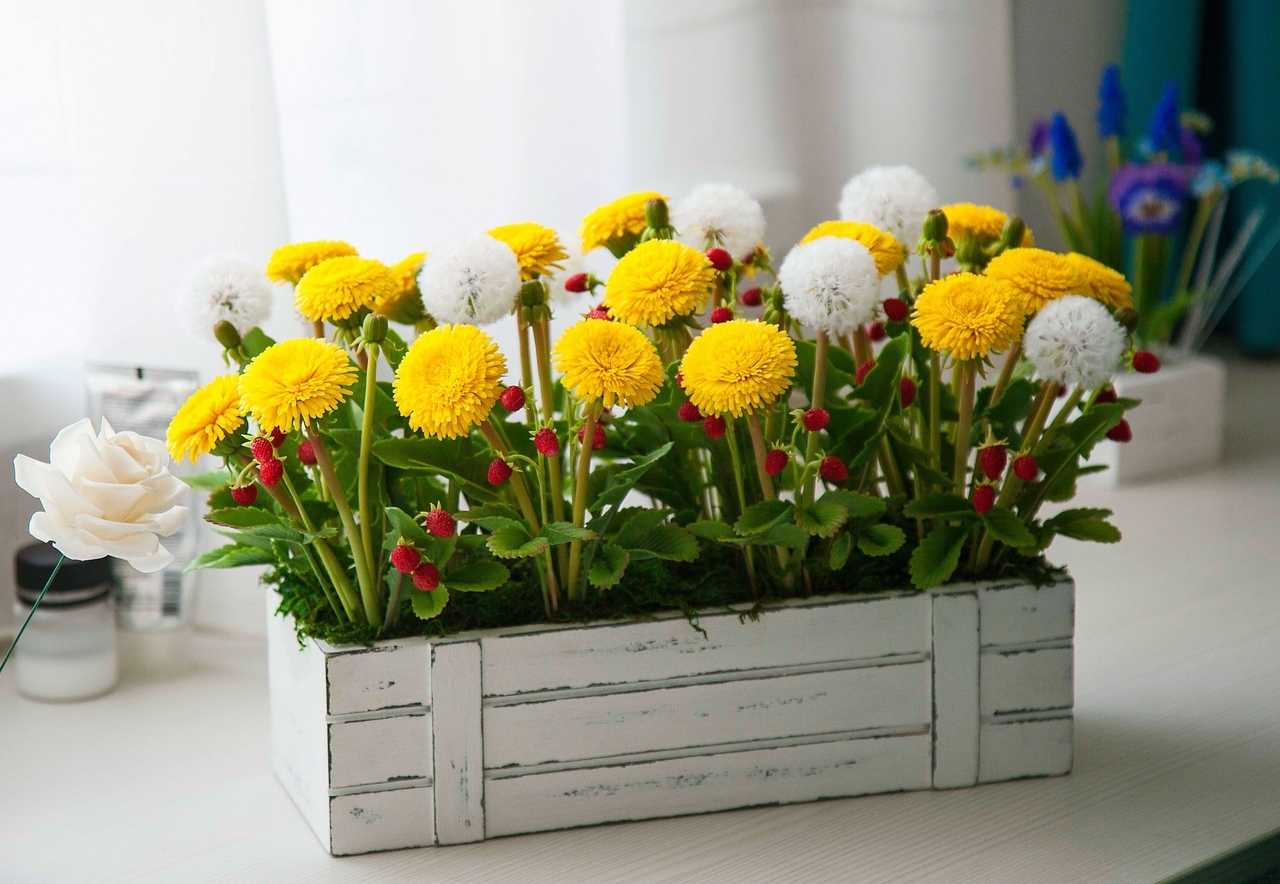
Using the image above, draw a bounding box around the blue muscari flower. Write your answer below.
[1050,112,1082,181]
[1191,160,1231,197]
[1097,64,1126,138]
[1147,82,1182,157]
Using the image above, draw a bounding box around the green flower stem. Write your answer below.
[1045,386,1084,436]
[0,554,64,677]
[895,264,911,299]
[307,425,381,626]
[380,571,403,636]
[799,329,830,509]
[566,403,601,599]
[745,412,776,502]
[1067,179,1093,255]
[929,352,943,478]
[952,360,977,490]
[357,343,379,582]
[989,341,1022,406]
[725,418,763,584]
[1175,191,1220,299]
[481,418,558,611]
[531,317,569,571]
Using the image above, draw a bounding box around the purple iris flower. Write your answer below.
[1179,127,1204,165]
[1108,162,1192,235]
[1029,118,1051,159]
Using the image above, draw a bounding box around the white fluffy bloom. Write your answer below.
[1023,295,1126,390]
[838,165,940,246]
[671,182,766,261]
[418,234,522,326]
[544,230,590,305]
[778,236,881,335]
[176,254,273,338]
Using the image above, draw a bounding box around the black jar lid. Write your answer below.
[15,542,114,606]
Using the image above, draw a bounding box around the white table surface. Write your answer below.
[4,361,1279,883]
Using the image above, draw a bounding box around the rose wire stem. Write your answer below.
[0,554,64,677]
[307,425,381,626]
[565,403,601,598]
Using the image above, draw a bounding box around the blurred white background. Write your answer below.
[0,0,1120,635]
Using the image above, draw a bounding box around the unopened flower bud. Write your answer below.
[922,209,948,243]
[644,198,670,230]
[1114,307,1140,332]
[214,321,242,351]
[519,280,545,308]
[362,312,388,344]
[998,216,1026,250]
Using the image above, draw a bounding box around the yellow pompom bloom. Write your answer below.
[603,239,716,328]
[266,240,358,285]
[488,223,568,280]
[240,338,358,432]
[376,252,428,324]
[394,324,506,439]
[942,204,1035,247]
[800,221,906,277]
[679,319,797,418]
[166,375,245,463]
[294,256,396,324]
[1063,252,1134,312]
[984,247,1088,314]
[552,319,664,409]
[911,273,1024,362]
[580,191,666,253]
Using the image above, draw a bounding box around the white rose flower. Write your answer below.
[14,419,190,573]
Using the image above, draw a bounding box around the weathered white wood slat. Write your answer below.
[429,641,484,844]
[483,733,933,838]
[979,580,1074,647]
[978,715,1073,783]
[480,591,931,697]
[329,786,436,856]
[323,640,429,716]
[930,591,979,789]
[483,662,931,769]
[328,712,433,790]
[979,645,1073,717]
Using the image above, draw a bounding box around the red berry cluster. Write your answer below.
[251,431,287,488]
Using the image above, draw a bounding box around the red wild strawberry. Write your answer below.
[269,427,286,448]
[764,449,789,477]
[259,458,284,487]
[1132,350,1161,374]
[390,544,421,574]
[978,445,1007,481]
[1056,384,1067,398]
[1095,385,1118,404]
[867,321,886,342]
[899,377,917,408]
[675,372,685,389]
[412,561,440,592]
[250,436,275,464]
[819,456,849,484]
[577,423,607,450]
[703,415,727,440]
[230,484,257,507]
[739,287,763,307]
[500,385,526,412]
[883,297,909,322]
[586,307,611,320]
[1013,455,1039,482]
[710,306,734,324]
[534,428,560,457]
[296,439,317,465]
[706,247,733,272]
[855,360,876,385]
[972,484,996,515]
[677,401,702,422]
[941,240,956,258]
[1106,418,1133,443]
[802,407,830,432]
[425,508,456,539]
[487,458,513,485]
[564,272,589,293]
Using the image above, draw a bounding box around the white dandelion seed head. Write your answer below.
[838,165,940,246]
[544,230,590,305]
[418,233,522,326]
[1023,295,1127,390]
[778,236,881,335]
[671,182,766,262]
[176,254,274,339]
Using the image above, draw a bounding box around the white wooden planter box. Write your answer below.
[1081,354,1226,486]
[267,578,1075,856]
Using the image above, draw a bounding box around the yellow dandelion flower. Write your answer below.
[679,319,797,418]
[942,204,1035,247]
[911,273,1024,362]
[166,375,245,463]
[985,247,1088,314]
[394,324,506,439]
[488,223,568,280]
[799,220,907,277]
[294,256,396,324]
[376,252,428,324]
[580,191,666,253]
[266,240,358,285]
[239,338,358,432]
[603,239,716,328]
[1063,252,1134,312]
[552,319,664,409]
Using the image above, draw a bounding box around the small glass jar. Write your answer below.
[12,543,118,702]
